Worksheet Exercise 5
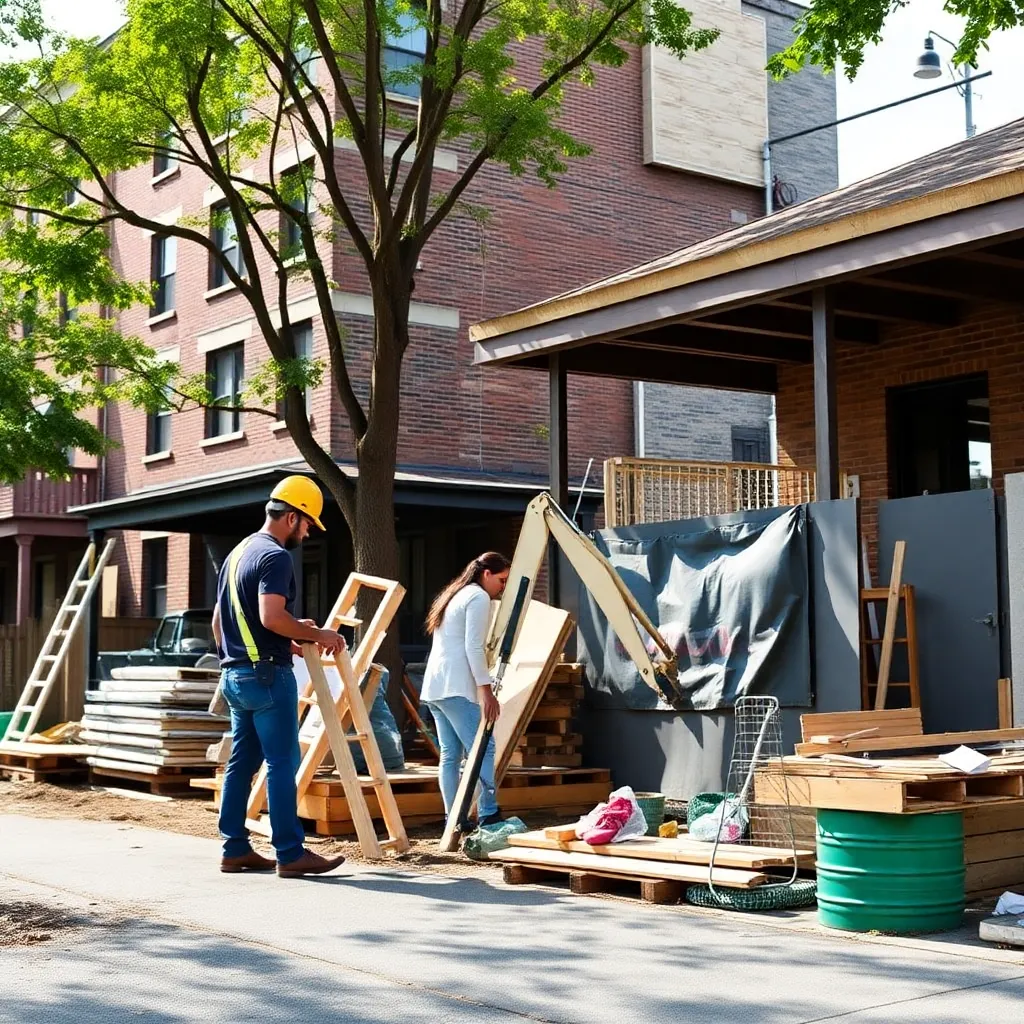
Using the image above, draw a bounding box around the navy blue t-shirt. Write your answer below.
[216,532,295,666]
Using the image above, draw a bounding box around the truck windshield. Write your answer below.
[154,617,179,650]
[182,616,215,647]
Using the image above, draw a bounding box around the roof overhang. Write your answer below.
[472,128,1024,389]
[69,459,601,532]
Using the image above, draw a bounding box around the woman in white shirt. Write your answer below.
[422,551,511,828]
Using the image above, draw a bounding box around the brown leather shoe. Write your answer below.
[220,850,276,873]
[276,850,346,878]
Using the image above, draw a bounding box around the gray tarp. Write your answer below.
[578,506,811,711]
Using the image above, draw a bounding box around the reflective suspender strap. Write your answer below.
[227,537,260,665]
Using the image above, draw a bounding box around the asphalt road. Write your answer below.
[3,814,1024,1023]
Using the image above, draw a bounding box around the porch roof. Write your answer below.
[471,117,1024,393]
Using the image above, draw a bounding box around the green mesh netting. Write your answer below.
[686,792,736,826]
[686,879,818,911]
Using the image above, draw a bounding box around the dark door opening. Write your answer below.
[888,373,991,498]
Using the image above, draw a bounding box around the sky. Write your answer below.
[30,0,1024,190]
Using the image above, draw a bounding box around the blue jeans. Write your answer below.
[219,665,306,865]
[426,696,498,820]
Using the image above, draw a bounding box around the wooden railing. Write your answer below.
[0,468,97,518]
[603,457,832,528]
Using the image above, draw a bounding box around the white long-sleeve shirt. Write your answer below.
[421,584,493,703]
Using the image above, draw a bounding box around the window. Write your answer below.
[210,202,244,288]
[22,287,37,338]
[26,209,40,226]
[154,129,180,176]
[287,38,319,88]
[888,373,991,498]
[147,400,172,455]
[143,538,168,618]
[151,234,177,315]
[281,165,315,256]
[64,178,79,207]
[206,343,244,437]
[382,7,427,99]
[731,426,770,464]
[276,320,313,421]
[59,292,77,326]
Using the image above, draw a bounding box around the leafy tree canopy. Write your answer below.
[768,0,1024,79]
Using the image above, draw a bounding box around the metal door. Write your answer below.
[878,489,1001,733]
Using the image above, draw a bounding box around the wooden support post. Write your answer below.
[87,529,104,694]
[875,541,907,711]
[812,288,840,501]
[549,353,569,606]
[999,678,1014,730]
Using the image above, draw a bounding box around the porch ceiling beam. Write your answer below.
[864,258,1024,305]
[769,285,960,326]
[518,343,778,393]
[619,325,811,363]
[688,305,879,344]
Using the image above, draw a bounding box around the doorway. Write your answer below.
[887,373,991,498]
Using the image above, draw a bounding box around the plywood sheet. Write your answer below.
[109,667,220,681]
[492,601,575,782]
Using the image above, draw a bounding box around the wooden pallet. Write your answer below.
[0,746,89,783]
[88,763,214,796]
[502,862,687,905]
[492,845,771,889]
[755,766,1024,814]
[964,802,1024,898]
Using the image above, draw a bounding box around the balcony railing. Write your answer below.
[603,457,832,528]
[0,468,98,518]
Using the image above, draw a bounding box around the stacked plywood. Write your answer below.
[82,666,227,792]
[509,662,585,768]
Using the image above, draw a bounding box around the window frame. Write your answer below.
[275,320,314,423]
[382,5,428,100]
[205,343,245,438]
[151,234,177,315]
[153,129,180,177]
[143,538,169,619]
[210,202,244,289]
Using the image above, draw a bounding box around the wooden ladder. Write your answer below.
[243,573,409,859]
[860,583,920,711]
[2,538,116,744]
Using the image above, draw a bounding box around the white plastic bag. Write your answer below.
[688,798,749,843]
[994,891,1024,917]
[574,785,649,844]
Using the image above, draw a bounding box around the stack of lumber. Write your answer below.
[81,666,227,793]
[510,662,585,768]
[492,826,815,904]
[750,708,1024,900]
[197,762,615,836]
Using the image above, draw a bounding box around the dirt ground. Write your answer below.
[0,778,545,878]
[0,895,89,949]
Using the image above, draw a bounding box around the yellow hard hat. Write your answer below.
[270,475,326,531]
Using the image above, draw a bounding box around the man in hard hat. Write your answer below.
[213,475,348,878]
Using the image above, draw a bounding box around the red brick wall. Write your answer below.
[99,52,762,612]
[776,301,1024,566]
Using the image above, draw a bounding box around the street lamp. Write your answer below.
[914,31,977,138]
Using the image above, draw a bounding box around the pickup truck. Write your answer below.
[97,608,217,678]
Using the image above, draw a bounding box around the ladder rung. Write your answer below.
[66,605,82,612]
[5,731,26,740]
[40,655,58,661]
[73,580,89,588]
[298,696,318,706]
[348,733,367,742]
[334,615,362,628]
[14,705,36,713]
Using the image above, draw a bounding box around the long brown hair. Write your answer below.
[425,551,511,634]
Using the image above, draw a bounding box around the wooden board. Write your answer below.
[0,742,95,757]
[507,830,814,869]
[503,863,685,904]
[493,602,575,781]
[490,845,770,889]
[109,666,220,681]
[800,709,923,743]
[80,731,212,751]
[874,540,906,711]
[796,727,1024,758]
[86,692,213,705]
[81,705,227,723]
[98,680,218,693]
[80,719,223,739]
[86,756,213,777]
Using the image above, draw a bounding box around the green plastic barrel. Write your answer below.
[816,809,965,934]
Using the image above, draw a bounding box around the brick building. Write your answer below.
[2,0,836,660]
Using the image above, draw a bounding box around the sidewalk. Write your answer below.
[3,813,1024,1023]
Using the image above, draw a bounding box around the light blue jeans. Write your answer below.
[425,696,498,820]
[219,665,306,866]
